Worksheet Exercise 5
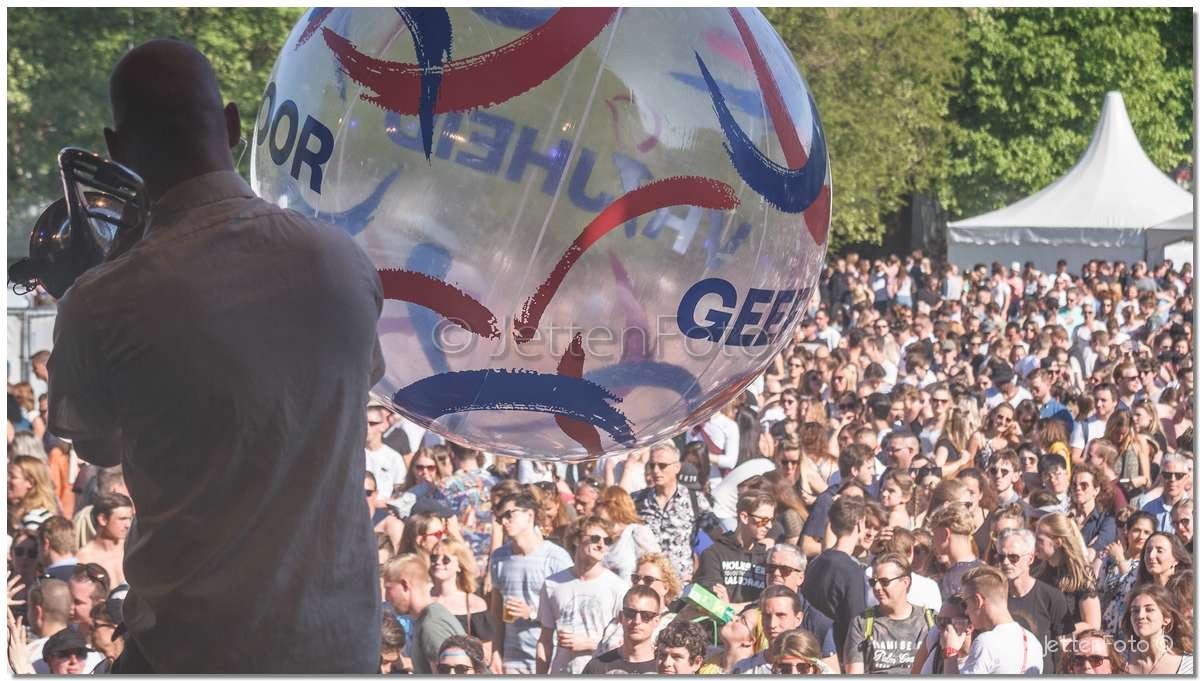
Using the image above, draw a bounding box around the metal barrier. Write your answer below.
[7,305,57,385]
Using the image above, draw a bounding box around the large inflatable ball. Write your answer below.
[251,7,831,460]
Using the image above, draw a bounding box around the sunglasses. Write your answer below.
[367,420,385,427]
[935,616,971,629]
[1163,471,1188,481]
[1068,654,1108,669]
[50,649,89,661]
[12,546,37,559]
[364,488,376,497]
[436,663,474,674]
[774,662,817,674]
[73,563,110,591]
[777,457,801,468]
[765,563,797,578]
[632,574,661,587]
[995,552,1028,565]
[646,461,676,471]
[583,534,614,547]
[867,574,908,588]
[419,530,446,541]
[430,554,454,566]
[745,514,773,528]
[497,508,528,522]
[988,466,1013,477]
[621,607,658,623]
[414,464,438,473]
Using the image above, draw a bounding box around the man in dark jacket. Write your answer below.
[694,491,775,608]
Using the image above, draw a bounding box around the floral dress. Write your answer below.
[1098,552,1139,635]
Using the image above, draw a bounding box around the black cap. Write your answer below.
[42,628,93,661]
[410,497,455,518]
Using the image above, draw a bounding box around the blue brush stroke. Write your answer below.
[670,72,766,119]
[695,53,828,214]
[393,369,636,445]
[282,170,400,236]
[404,242,454,376]
[471,7,554,30]
[396,8,453,162]
[583,361,705,410]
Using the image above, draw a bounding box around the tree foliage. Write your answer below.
[939,7,1194,217]
[763,8,967,252]
[7,7,303,255]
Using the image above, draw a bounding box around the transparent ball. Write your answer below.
[251,7,831,460]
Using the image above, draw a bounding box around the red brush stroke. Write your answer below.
[703,27,753,69]
[322,8,617,115]
[555,333,603,456]
[514,176,740,343]
[296,8,335,49]
[727,8,829,244]
[378,268,500,339]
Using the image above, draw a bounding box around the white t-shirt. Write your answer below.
[960,620,1042,674]
[366,443,406,500]
[46,171,385,673]
[985,385,1032,409]
[537,567,627,674]
[1070,415,1108,451]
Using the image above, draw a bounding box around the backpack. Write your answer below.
[860,606,935,671]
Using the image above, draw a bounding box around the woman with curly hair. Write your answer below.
[528,481,572,547]
[1034,512,1101,632]
[7,455,58,533]
[1123,584,1194,674]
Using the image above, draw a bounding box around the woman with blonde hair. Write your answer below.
[595,486,660,581]
[1103,410,1151,498]
[769,628,829,674]
[1035,512,1101,632]
[429,537,496,664]
[934,400,984,477]
[7,455,58,533]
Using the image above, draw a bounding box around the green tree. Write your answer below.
[7,7,303,256]
[763,7,967,251]
[940,7,1193,218]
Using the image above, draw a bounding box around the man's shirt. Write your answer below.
[631,486,720,583]
[1138,493,1189,532]
[47,171,385,673]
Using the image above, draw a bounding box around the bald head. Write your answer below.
[105,39,240,198]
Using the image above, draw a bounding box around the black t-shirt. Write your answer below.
[801,548,867,659]
[1008,578,1073,673]
[801,488,836,541]
[581,648,657,674]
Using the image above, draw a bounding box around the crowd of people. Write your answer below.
[6,251,1195,674]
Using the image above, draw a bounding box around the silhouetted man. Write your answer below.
[47,39,384,673]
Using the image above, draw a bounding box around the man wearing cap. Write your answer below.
[41,629,96,675]
[983,361,1031,409]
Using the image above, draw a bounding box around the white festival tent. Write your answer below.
[947,91,1195,272]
